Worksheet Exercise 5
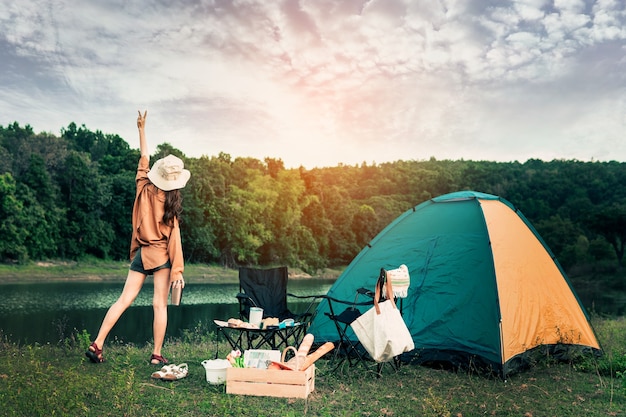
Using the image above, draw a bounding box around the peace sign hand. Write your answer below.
[137,110,148,129]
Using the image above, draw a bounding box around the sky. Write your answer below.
[0,0,625,168]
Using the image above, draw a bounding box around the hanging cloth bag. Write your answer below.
[350,273,414,363]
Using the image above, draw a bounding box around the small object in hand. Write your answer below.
[170,279,184,306]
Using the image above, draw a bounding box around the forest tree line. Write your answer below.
[1,121,626,278]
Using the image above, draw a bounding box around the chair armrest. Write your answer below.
[236,293,256,306]
[287,293,327,321]
[236,292,249,300]
[356,287,374,298]
[287,293,326,300]
[322,294,374,307]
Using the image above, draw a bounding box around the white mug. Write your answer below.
[249,307,263,327]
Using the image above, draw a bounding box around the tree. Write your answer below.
[57,151,114,258]
[153,142,186,161]
[1,122,35,178]
[180,156,220,262]
[352,204,378,248]
[300,195,332,269]
[0,173,28,262]
[19,154,62,259]
[222,182,274,266]
[102,173,135,260]
[587,204,626,267]
[261,169,306,266]
[320,185,361,265]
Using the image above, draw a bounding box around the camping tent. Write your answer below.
[309,191,601,376]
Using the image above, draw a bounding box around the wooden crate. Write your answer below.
[226,365,315,399]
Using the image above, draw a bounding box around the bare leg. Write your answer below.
[151,268,171,363]
[93,270,147,351]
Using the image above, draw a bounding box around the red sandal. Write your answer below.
[150,354,169,365]
[85,342,104,363]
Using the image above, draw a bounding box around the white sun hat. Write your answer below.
[147,154,191,191]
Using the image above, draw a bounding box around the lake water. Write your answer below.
[1,278,622,347]
[0,279,334,346]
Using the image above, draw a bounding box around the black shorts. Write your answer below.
[130,247,171,275]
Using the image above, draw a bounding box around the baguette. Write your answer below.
[295,334,315,369]
[300,342,335,371]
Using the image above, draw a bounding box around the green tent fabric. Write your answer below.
[308,191,601,376]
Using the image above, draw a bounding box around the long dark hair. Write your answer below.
[163,189,183,226]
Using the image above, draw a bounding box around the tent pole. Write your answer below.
[499,319,506,381]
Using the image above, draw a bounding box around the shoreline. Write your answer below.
[0,261,342,284]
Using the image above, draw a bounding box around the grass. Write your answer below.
[0,262,623,415]
[0,260,240,283]
[1,316,625,417]
[0,260,342,284]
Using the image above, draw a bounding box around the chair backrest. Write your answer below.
[238,266,292,320]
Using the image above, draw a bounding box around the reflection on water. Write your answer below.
[1,282,243,313]
[2,278,621,346]
[0,280,333,346]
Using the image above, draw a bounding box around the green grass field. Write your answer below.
[1,315,624,417]
[0,262,624,415]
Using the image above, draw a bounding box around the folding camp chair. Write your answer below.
[214,266,321,357]
[322,288,374,371]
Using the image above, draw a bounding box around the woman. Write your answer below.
[86,110,190,365]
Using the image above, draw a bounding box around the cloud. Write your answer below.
[0,0,625,167]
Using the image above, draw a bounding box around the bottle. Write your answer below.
[170,280,184,306]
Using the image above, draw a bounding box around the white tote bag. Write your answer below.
[350,275,414,363]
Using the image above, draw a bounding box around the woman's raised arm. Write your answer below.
[137,110,148,157]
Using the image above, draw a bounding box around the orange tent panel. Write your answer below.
[482,199,601,363]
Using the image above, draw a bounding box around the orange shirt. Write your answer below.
[129,155,184,282]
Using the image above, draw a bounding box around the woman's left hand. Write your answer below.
[137,110,147,129]
[172,277,185,288]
